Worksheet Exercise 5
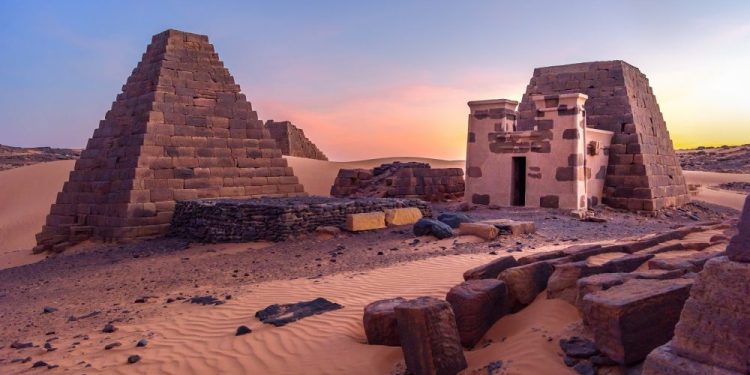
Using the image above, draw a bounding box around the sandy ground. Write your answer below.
[0,158,743,374]
[683,170,750,210]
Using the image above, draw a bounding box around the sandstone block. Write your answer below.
[446,279,509,348]
[345,212,386,232]
[498,261,554,308]
[395,297,468,375]
[582,278,694,365]
[384,207,423,226]
[363,297,407,346]
[458,222,499,240]
[642,344,742,375]
[481,219,536,235]
[462,255,519,281]
[727,195,750,262]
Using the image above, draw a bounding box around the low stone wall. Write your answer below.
[265,120,328,161]
[170,196,432,242]
[331,162,465,201]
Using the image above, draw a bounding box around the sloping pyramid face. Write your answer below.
[516,61,689,211]
[35,29,305,252]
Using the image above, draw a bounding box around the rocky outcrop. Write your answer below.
[330,162,464,202]
[363,297,406,346]
[413,218,454,239]
[394,297,468,375]
[0,144,80,171]
[446,279,509,348]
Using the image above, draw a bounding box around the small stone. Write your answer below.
[102,323,117,333]
[136,339,148,347]
[10,341,33,349]
[32,361,48,368]
[134,297,147,303]
[127,355,141,364]
[235,325,252,336]
[573,361,595,375]
[105,342,122,350]
[560,336,598,358]
[42,306,58,314]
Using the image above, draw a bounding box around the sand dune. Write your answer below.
[44,252,578,375]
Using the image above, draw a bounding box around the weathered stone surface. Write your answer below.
[346,212,386,232]
[256,297,343,327]
[727,195,750,262]
[172,197,430,242]
[458,222,499,240]
[481,219,536,235]
[384,207,423,226]
[463,255,519,281]
[265,120,328,161]
[363,297,407,346]
[582,278,693,365]
[647,250,724,273]
[498,261,554,307]
[413,218,454,239]
[575,269,686,309]
[548,261,609,304]
[642,344,741,375]
[331,162,465,202]
[35,29,307,253]
[437,212,473,228]
[395,297,468,375]
[446,279,509,347]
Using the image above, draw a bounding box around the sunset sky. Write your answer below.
[1,1,748,160]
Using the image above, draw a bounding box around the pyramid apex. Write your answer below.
[151,29,209,43]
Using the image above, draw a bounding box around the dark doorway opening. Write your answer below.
[511,157,526,206]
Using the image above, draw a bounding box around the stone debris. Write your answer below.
[136,339,148,347]
[394,297,467,375]
[582,278,694,365]
[255,297,343,327]
[413,218,454,239]
[331,162,464,202]
[171,197,430,242]
[102,323,117,333]
[104,342,122,350]
[189,295,225,306]
[10,341,33,349]
[384,207,423,226]
[445,279,509,347]
[363,297,407,346]
[346,212,386,232]
[458,222,499,240]
[127,355,141,364]
[437,212,473,228]
[41,306,57,314]
[235,325,252,336]
[462,255,519,281]
[481,219,536,236]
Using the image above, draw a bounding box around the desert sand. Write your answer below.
[0,158,744,374]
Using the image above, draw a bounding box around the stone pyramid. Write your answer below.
[516,61,689,211]
[35,29,305,253]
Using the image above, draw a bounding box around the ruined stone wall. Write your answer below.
[330,162,464,202]
[170,197,432,242]
[35,29,305,253]
[265,120,328,161]
[516,61,688,211]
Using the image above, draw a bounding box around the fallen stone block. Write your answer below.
[446,279,509,348]
[413,218,454,239]
[642,344,742,375]
[517,244,603,265]
[498,261,554,308]
[395,297,468,375]
[345,212,386,232]
[458,222,499,240]
[727,195,750,262]
[648,249,724,273]
[582,278,694,365]
[462,255,519,281]
[437,212,473,228]
[547,261,609,304]
[575,270,686,309]
[256,297,343,327]
[385,207,423,226]
[606,253,654,273]
[482,219,536,235]
[363,297,406,346]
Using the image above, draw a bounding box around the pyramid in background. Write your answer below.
[35,29,305,252]
[516,61,689,211]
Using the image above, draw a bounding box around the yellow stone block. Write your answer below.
[458,222,499,240]
[345,212,386,232]
[384,207,423,226]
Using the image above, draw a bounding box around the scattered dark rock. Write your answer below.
[11,341,33,349]
[134,297,147,303]
[564,356,578,367]
[102,323,117,333]
[560,336,599,358]
[413,218,454,239]
[256,297,343,327]
[105,342,122,350]
[43,342,56,352]
[68,310,100,321]
[590,354,617,366]
[235,325,252,336]
[437,212,473,228]
[32,360,48,368]
[127,355,141,364]
[189,295,225,306]
[573,361,595,375]
[11,357,32,364]
[487,360,504,375]
[136,339,148,347]
[42,306,58,314]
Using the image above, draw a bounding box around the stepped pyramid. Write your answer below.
[35,29,305,253]
[516,61,689,211]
